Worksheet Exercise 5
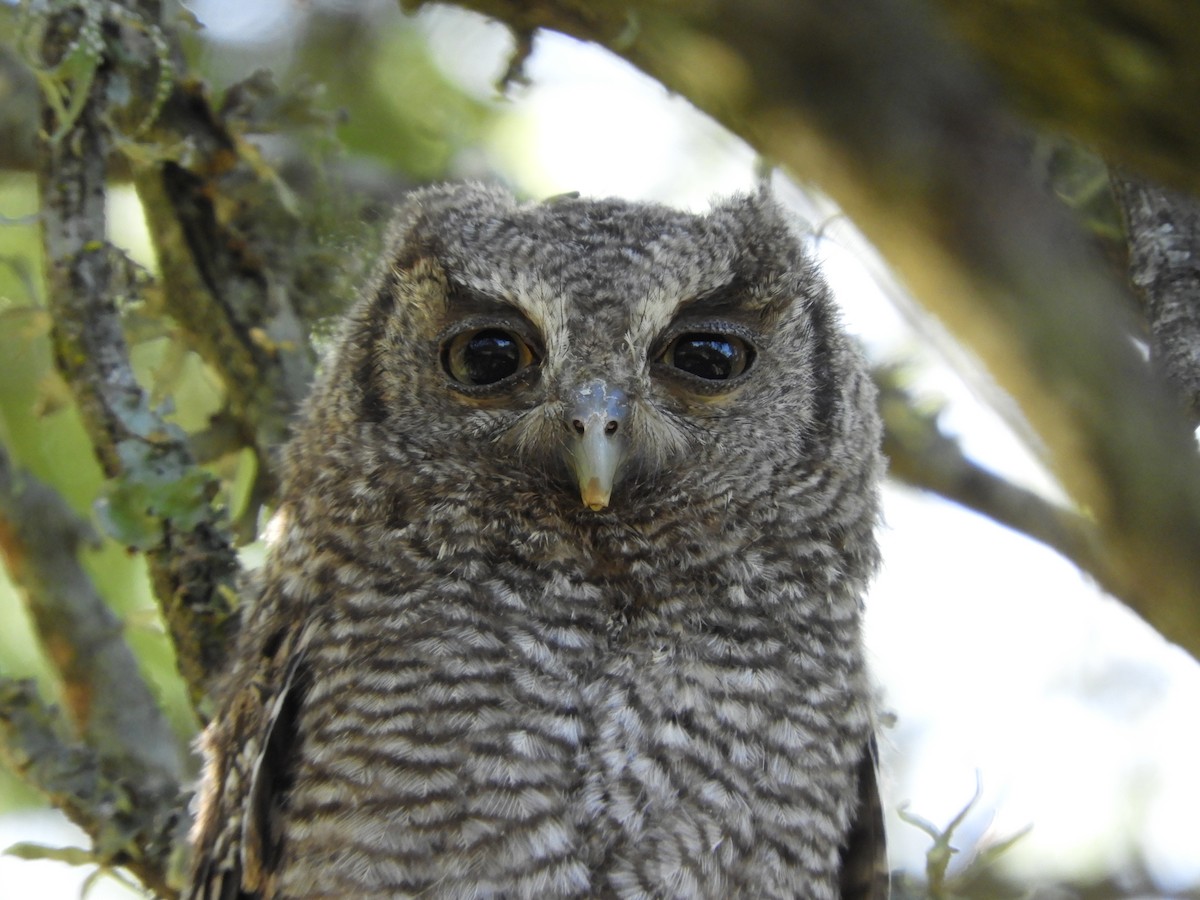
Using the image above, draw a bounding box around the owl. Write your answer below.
[185,184,887,899]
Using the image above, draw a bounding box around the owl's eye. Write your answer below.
[660,332,754,381]
[443,328,538,386]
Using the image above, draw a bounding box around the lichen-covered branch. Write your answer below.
[12,1,322,518]
[32,2,238,711]
[1111,173,1200,425]
[0,678,186,899]
[0,443,182,785]
[431,0,1200,657]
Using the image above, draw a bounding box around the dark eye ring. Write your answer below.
[443,327,538,387]
[660,332,754,381]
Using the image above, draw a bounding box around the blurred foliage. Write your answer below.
[180,1,497,175]
[1027,135,1132,290]
[932,0,1200,199]
[0,0,510,820]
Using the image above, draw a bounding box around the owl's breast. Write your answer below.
[576,623,869,899]
[272,569,606,898]
[271,526,866,899]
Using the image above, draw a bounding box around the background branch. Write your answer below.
[875,369,1112,594]
[0,444,181,786]
[130,69,318,498]
[930,2,1200,199]
[0,678,186,899]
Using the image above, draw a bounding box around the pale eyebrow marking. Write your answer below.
[505,274,558,336]
[628,286,680,347]
[628,273,751,351]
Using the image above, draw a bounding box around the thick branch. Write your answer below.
[1111,173,1200,425]
[9,2,317,505]
[34,4,238,712]
[0,678,185,899]
[436,0,1200,656]
[0,444,181,785]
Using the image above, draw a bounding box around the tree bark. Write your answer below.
[1112,173,1200,424]
[34,0,238,715]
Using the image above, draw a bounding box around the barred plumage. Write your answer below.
[187,184,887,899]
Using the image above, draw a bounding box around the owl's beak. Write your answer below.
[566,381,630,511]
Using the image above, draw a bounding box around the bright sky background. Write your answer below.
[3,2,1199,896]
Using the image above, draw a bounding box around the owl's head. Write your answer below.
[294,184,880,530]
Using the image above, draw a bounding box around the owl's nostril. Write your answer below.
[571,417,619,438]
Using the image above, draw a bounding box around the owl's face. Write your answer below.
[313,186,864,529]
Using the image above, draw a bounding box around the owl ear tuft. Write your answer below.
[388,237,446,275]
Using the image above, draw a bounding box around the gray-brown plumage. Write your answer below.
[186,183,887,899]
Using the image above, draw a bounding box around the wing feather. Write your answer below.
[185,620,311,900]
[839,737,890,900]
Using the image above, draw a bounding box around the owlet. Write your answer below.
[186,184,887,899]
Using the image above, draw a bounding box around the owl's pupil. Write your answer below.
[466,331,519,383]
[669,333,750,380]
[448,328,525,385]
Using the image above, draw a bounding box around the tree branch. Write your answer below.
[102,2,318,509]
[0,443,182,785]
[0,678,185,899]
[33,2,238,713]
[130,72,317,486]
[431,0,1200,657]
[11,1,322,516]
[1111,172,1200,425]
[876,369,1114,596]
